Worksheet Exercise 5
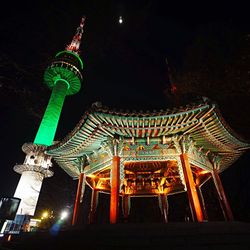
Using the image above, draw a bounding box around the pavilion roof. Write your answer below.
[46,99,250,178]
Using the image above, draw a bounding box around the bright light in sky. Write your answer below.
[119,16,123,24]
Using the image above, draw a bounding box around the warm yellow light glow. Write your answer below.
[42,211,49,218]
[125,188,133,195]
[156,188,166,194]
[96,180,102,189]
[87,174,96,178]
[199,170,210,175]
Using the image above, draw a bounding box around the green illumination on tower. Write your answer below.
[34,17,85,146]
[34,80,69,146]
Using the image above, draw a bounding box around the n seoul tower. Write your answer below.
[13,17,85,216]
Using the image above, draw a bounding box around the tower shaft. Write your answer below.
[34,80,68,146]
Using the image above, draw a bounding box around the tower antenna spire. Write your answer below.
[66,16,86,54]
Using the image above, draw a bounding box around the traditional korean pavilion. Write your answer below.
[46,99,250,224]
[8,16,249,234]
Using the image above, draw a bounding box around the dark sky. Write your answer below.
[1,1,250,221]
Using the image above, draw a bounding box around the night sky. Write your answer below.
[1,1,250,222]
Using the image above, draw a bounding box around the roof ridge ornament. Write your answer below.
[91,101,103,109]
[66,16,86,55]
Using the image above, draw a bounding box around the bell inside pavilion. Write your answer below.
[46,99,250,224]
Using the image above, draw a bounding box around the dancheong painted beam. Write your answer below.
[47,100,249,177]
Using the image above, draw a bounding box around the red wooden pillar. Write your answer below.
[212,169,234,221]
[197,186,208,221]
[89,188,99,224]
[159,194,168,223]
[195,175,209,221]
[110,156,120,224]
[72,173,84,226]
[180,153,204,222]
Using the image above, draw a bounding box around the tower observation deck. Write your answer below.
[13,17,85,216]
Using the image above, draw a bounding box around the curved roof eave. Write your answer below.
[46,101,250,177]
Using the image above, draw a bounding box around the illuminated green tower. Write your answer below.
[13,17,85,216]
[34,17,85,146]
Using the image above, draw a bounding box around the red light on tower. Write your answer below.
[171,83,177,94]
